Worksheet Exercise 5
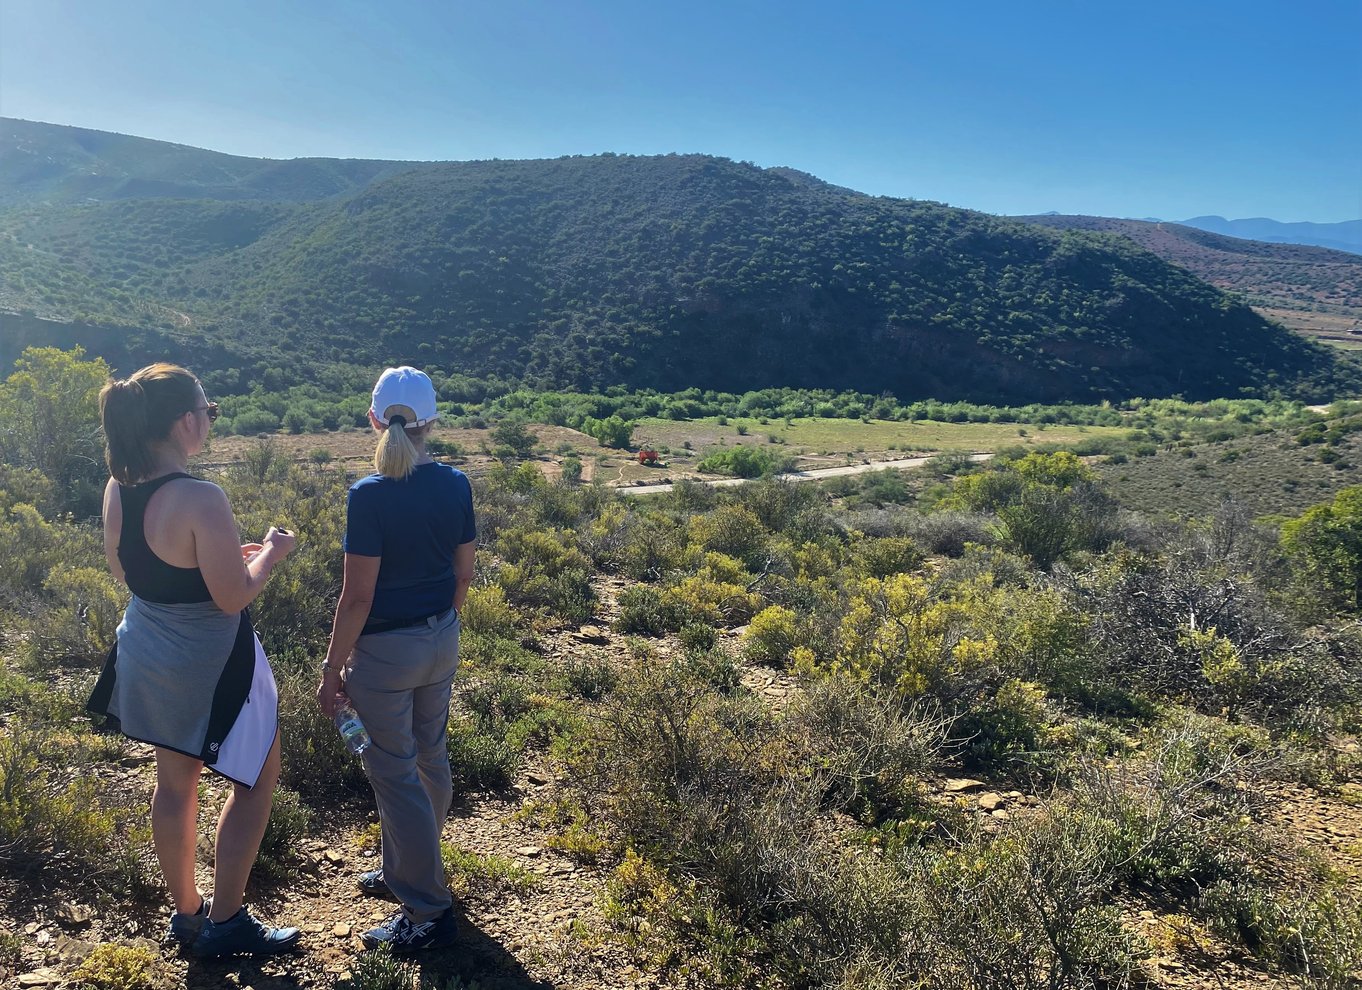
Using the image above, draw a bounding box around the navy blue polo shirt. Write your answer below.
[343,463,477,621]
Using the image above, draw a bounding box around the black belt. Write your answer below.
[361,608,453,636]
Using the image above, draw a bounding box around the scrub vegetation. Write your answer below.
[1,348,1361,988]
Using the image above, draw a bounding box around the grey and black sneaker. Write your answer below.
[190,907,301,958]
[360,907,457,954]
[165,895,211,948]
[357,869,395,900]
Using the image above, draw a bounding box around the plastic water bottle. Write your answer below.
[334,701,371,755]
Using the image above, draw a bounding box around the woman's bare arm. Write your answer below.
[102,478,125,585]
[190,483,294,614]
[317,552,381,716]
[453,539,476,613]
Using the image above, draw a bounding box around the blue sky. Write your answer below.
[2,0,1358,221]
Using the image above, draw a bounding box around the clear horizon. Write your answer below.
[2,0,1359,223]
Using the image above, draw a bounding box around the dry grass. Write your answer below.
[198,416,1132,489]
[636,416,1130,459]
[1100,430,1362,519]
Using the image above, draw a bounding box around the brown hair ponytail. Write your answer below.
[99,363,201,484]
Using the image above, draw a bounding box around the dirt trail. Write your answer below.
[619,452,993,496]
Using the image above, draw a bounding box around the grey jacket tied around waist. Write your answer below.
[88,596,258,765]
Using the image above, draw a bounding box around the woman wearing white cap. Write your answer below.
[316,366,476,954]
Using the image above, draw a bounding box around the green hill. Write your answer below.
[0,117,422,205]
[0,120,1354,402]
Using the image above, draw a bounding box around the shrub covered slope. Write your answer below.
[0,120,1352,403]
[3,350,1362,988]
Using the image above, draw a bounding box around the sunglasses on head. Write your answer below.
[191,402,220,423]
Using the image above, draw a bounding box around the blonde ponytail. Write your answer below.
[374,404,425,479]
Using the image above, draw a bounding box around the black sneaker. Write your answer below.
[357,869,395,900]
[360,907,457,954]
[165,895,211,948]
[190,907,301,958]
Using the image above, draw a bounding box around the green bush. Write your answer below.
[0,502,68,602]
[829,573,998,700]
[254,786,314,883]
[275,666,369,800]
[24,564,126,666]
[0,347,109,515]
[679,641,743,694]
[581,414,635,449]
[611,513,693,581]
[614,585,683,636]
[491,418,537,457]
[690,504,771,570]
[1202,877,1362,985]
[897,510,994,557]
[426,437,464,459]
[442,843,539,896]
[952,678,1051,767]
[459,584,519,636]
[0,713,153,893]
[661,576,763,629]
[337,944,414,990]
[462,672,533,728]
[457,628,541,674]
[743,605,801,666]
[563,654,618,700]
[447,715,520,790]
[221,462,348,657]
[904,806,1142,987]
[678,621,718,652]
[697,444,794,478]
[494,526,596,623]
[1081,547,1348,722]
[853,535,926,578]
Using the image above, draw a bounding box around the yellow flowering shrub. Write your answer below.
[833,573,998,697]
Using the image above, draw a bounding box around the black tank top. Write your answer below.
[118,473,214,604]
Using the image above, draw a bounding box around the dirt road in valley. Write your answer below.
[617,452,994,496]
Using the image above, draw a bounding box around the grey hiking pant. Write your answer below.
[345,609,460,922]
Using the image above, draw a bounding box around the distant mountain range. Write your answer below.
[1015,214,1362,326]
[1026,212,1359,255]
[0,117,1355,403]
[1177,216,1361,255]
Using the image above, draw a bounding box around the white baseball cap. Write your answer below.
[370,366,439,427]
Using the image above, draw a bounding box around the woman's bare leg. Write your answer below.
[152,747,206,914]
[209,731,281,922]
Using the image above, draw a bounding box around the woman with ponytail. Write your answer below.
[317,366,476,955]
[87,363,302,958]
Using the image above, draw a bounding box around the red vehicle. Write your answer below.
[638,449,660,465]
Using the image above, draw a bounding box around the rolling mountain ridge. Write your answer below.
[0,119,1354,403]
